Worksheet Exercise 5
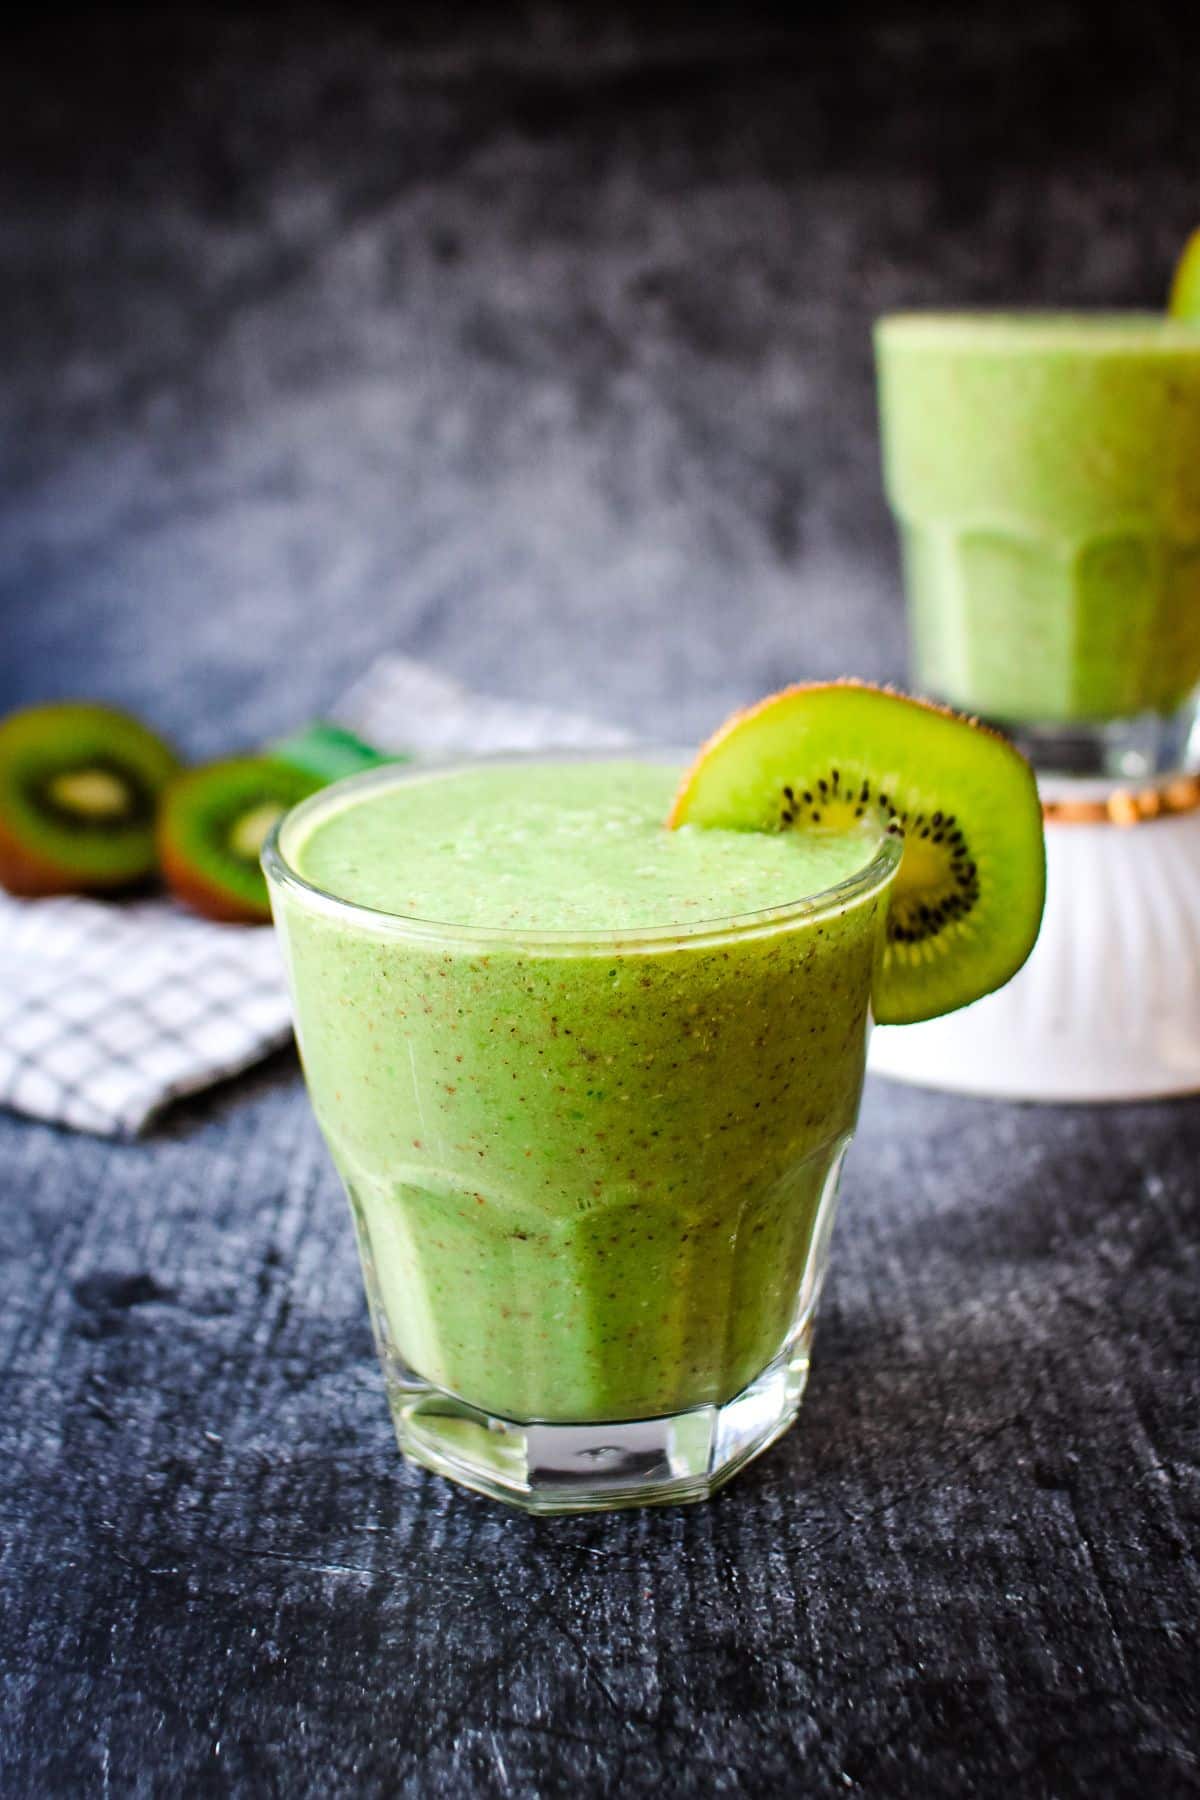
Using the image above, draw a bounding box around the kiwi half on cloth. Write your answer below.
[0,701,181,896]
[669,683,1046,1025]
[159,757,324,924]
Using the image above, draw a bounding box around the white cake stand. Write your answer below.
[869,776,1200,1102]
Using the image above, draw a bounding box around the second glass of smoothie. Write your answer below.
[876,313,1200,775]
[264,754,899,1512]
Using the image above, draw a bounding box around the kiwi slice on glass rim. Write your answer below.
[668,682,1045,1025]
[159,757,325,923]
[0,701,180,896]
[1168,227,1200,320]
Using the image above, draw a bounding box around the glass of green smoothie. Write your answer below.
[875,313,1200,776]
[263,686,1045,1511]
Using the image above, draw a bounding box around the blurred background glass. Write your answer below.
[1,2,1194,754]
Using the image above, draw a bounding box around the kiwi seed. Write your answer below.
[668,682,1046,1025]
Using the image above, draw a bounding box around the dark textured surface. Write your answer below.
[2,6,1199,1794]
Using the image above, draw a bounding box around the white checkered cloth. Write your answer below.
[0,658,627,1137]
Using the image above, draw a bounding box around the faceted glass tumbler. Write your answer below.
[263,756,899,1513]
[876,313,1200,778]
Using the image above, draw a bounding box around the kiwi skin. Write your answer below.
[159,756,323,924]
[160,845,261,924]
[159,844,250,924]
[668,679,1010,826]
[0,810,93,898]
[0,701,181,897]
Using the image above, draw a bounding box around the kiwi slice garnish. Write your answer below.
[0,701,180,896]
[159,756,323,923]
[668,682,1045,1025]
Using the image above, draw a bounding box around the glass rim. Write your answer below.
[261,747,902,953]
[874,309,1200,349]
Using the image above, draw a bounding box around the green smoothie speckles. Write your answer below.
[270,759,896,1424]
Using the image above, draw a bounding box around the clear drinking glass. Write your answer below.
[876,313,1200,778]
[263,754,900,1512]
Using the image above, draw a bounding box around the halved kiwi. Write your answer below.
[668,683,1045,1025]
[0,701,180,896]
[159,757,323,923]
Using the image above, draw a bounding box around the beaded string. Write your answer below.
[1042,773,1200,826]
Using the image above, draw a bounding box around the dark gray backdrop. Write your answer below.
[2,3,1195,747]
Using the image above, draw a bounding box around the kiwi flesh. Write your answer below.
[668,682,1046,1025]
[159,757,323,923]
[1168,227,1200,320]
[0,701,180,896]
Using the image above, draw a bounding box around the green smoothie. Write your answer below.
[269,759,895,1425]
[876,313,1200,724]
